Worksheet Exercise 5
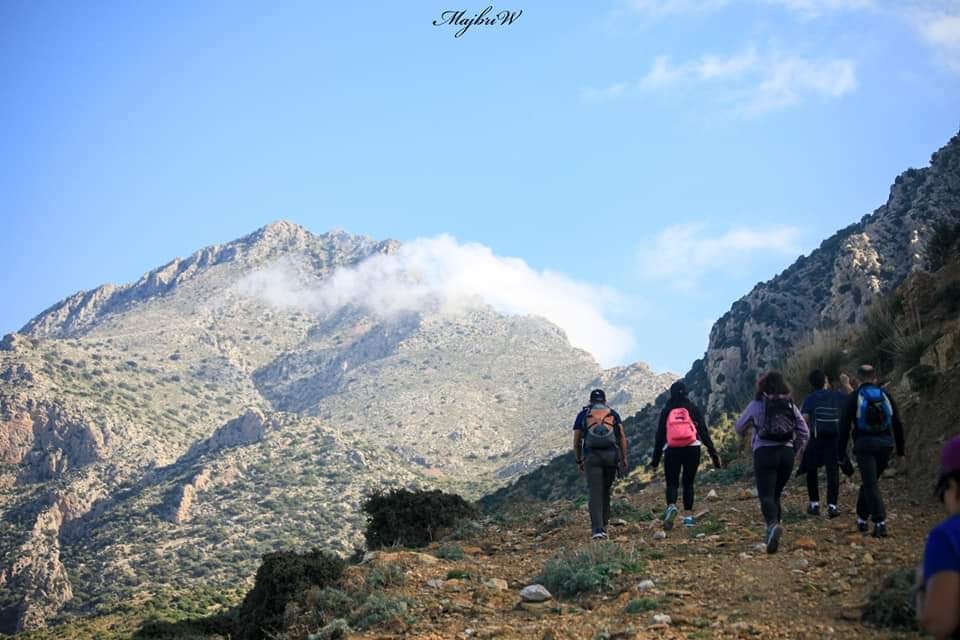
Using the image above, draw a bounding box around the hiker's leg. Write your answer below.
[681,446,701,512]
[870,447,892,522]
[753,447,778,527]
[663,448,681,507]
[773,446,794,523]
[855,449,879,522]
[826,461,840,507]
[602,465,617,527]
[806,462,820,503]
[585,458,605,532]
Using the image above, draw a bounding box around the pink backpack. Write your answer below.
[666,408,697,447]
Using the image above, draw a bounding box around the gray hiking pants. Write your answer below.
[585,450,618,533]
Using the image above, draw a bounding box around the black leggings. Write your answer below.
[753,446,794,527]
[664,446,701,511]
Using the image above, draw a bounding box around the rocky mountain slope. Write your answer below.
[0,222,675,634]
[483,131,960,510]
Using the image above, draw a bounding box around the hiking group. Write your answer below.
[573,363,905,550]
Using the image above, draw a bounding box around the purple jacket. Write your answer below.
[735,397,810,453]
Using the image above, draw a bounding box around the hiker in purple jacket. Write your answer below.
[735,371,810,554]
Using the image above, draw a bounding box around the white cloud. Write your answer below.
[580,82,629,103]
[623,0,873,19]
[232,235,636,367]
[634,47,856,115]
[909,6,960,72]
[636,223,803,288]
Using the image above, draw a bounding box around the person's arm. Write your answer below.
[838,393,855,462]
[616,413,629,468]
[919,571,960,637]
[792,404,810,458]
[693,404,721,467]
[650,407,668,468]
[888,392,906,456]
[735,402,758,435]
[573,429,584,474]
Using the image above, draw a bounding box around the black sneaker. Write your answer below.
[872,522,888,538]
[807,503,820,516]
[827,505,839,519]
[765,524,783,554]
[857,520,869,533]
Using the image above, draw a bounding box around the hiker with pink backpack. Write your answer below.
[649,381,722,530]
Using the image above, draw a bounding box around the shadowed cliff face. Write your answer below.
[0,221,673,632]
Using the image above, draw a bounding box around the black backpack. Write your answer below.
[758,395,798,443]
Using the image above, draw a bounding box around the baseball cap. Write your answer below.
[590,389,606,403]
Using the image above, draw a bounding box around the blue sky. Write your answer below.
[2,0,958,373]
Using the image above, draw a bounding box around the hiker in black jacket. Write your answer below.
[838,364,906,538]
[649,381,722,530]
[573,389,628,541]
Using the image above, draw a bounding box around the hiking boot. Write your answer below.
[872,522,888,538]
[592,529,608,541]
[662,505,679,531]
[857,519,869,533]
[765,524,783,554]
[807,503,820,516]
[827,505,839,519]
[682,515,696,528]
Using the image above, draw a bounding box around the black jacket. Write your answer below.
[651,398,719,468]
[838,383,905,459]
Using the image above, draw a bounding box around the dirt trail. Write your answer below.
[355,470,935,639]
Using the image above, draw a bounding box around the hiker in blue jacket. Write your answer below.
[798,369,848,518]
[838,364,906,538]
[573,389,628,540]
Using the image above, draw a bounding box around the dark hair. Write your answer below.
[808,369,827,390]
[936,471,960,502]
[858,364,877,382]
[755,370,792,401]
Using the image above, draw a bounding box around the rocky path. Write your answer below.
[354,470,934,639]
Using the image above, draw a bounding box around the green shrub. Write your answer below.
[862,568,917,630]
[367,563,407,589]
[624,597,660,613]
[446,569,471,580]
[435,544,465,561]
[233,548,345,640]
[908,364,939,393]
[349,593,408,630]
[306,587,355,620]
[928,218,960,271]
[308,618,351,640]
[535,542,644,598]
[362,489,477,549]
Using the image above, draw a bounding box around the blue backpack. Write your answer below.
[856,386,893,433]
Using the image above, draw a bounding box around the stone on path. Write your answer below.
[520,584,552,602]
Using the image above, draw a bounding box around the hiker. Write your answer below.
[838,364,905,538]
[573,389,628,540]
[798,369,847,518]
[649,380,722,530]
[735,371,809,554]
[916,433,960,639]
